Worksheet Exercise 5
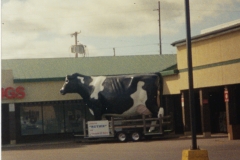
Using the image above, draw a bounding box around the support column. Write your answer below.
[199,89,211,138]
[9,103,16,145]
[165,95,175,133]
[165,95,175,114]
[226,86,240,140]
[181,91,191,135]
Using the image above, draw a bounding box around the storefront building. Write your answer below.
[2,55,177,144]
[1,70,95,144]
[171,21,240,140]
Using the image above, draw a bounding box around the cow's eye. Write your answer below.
[65,80,69,83]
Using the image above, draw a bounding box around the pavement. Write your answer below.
[2,133,240,160]
[1,133,228,148]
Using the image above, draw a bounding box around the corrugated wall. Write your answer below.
[175,29,240,90]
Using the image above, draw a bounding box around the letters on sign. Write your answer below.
[2,86,25,99]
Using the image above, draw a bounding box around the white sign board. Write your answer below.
[88,120,110,137]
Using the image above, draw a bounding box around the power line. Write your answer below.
[88,43,159,51]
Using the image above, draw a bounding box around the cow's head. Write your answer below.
[60,73,87,95]
[60,74,81,95]
[60,73,92,99]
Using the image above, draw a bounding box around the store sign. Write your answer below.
[2,86,25,99]
[88,120,109,137]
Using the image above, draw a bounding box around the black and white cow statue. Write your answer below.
[60,73,164,131]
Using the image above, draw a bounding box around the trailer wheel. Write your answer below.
[117,132,127,142]
[131,132,141,141]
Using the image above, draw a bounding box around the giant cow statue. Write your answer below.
[60,73,163,122]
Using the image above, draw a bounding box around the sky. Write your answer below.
[1,0,240,59]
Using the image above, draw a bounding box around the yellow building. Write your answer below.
[171,21,240,140]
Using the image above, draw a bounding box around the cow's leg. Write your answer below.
[158,107,164,118]
[88,107,102,120]
[89,108,94,116]
[136,105,152,115]
[89,100,104,120]
[149,121,157,132]
[135,105,161,132]
[90,107,102,120]
[148,107,164,132]
[135,105,155,132]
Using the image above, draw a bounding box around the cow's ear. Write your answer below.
[67,75,72,80]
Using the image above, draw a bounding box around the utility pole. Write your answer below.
[113,48,116,56]
[70,31,81,58]
[154,1,162,55]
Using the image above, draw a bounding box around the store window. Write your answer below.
[20,105,43,135]
[43,105,64,134]
[20,101,91,136]
[64,104,84,133]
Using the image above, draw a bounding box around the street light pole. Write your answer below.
[184,0,197,150]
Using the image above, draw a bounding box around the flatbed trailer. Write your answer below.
[76,114,173,142]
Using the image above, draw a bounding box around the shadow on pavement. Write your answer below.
[2,133,228,151]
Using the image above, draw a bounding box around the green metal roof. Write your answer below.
[1,54,177,83]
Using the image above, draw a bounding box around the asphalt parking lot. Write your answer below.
[2,134,240,160]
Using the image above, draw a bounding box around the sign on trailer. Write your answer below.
[87,120,110,137]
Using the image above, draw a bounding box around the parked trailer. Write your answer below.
[76,114,173,142]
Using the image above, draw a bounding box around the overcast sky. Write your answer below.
[1,0,240,59]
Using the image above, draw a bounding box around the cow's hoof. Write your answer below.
[117,132,127,142]
[148,129,159,133]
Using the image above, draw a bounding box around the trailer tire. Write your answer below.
[131,132,141,141]
[117,132,127,142]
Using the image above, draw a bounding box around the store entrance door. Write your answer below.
[209,89,227,133]
[194,92,202,134]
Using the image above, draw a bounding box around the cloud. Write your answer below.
[2,0,183,37]
[2,0,240,59]
[3,0,236,37]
